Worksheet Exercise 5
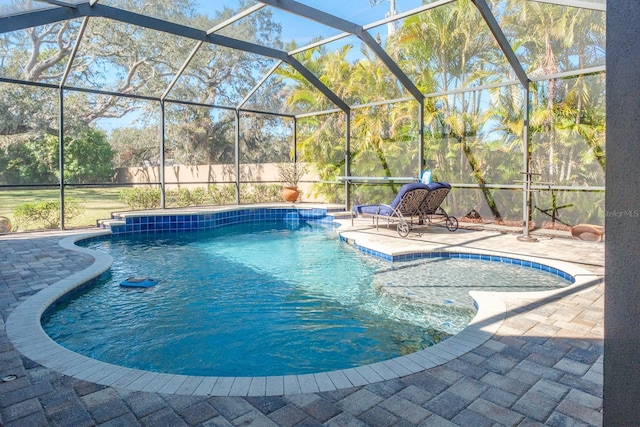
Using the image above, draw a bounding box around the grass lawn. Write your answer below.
[0,187,128,232]
[0,184,308,233]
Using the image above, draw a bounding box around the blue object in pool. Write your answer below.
[119,277,160,288]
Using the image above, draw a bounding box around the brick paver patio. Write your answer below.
[1,220,604,426]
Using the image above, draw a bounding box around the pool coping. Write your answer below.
[6,220,601,397]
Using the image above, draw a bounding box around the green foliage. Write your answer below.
[13,198,82,230]
[0,127,114,185]
[0,138,57,184]
[59,128,115,183]
[208,185,236,205]
[280,1,605,219]
[118,185,282,210]
[241,184,282,203]
[118,187,161,210]
[166,187,208,207]
[208,184,282,205]
[0,187,129,230]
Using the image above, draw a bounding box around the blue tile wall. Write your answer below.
[105,207,573,284]
[341,242,576,284]
[108,207,336,236]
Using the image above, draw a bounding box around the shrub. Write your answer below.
[207,184,282,204]
[241,184,281,203]
[166,187,208,207]
[208,184,236,205]
[277,162,308,187]
[191,187,207,204]
[166,188,188,207]
[13,198,81,230]
[118,187,161,210]
[57,129,115,183]
[119,184,285,210]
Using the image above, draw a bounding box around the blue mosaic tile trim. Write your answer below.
[337,235,391,260]
[43,275,103,315]
[342,243,575,283]
[107,208,333,235]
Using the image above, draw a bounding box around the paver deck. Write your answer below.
[0,217,604,426]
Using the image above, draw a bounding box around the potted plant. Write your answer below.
[277,161,308,202]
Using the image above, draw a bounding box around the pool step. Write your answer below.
[329,211,353,219]
[97,218,125,230]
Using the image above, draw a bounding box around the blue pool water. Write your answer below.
[42,220,571,377]
[43,222,468,376]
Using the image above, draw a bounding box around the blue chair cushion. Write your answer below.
[426,181,451,191]
[353,182,429,216]
[354,204,393,216]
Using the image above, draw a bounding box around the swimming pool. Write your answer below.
[6,206,600,396]
[41,212,572,378]
[42,221,473,377]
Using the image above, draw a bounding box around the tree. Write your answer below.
[109,126,160,167]
[392,1,506,219]
[503,0,605,185]
[57,128,115,183]
[165,105,235,166]
[0,136,57,185]
[0,127,114,185]
[0,0,285,177]
[278,44,350,198]
[349,47,410,193]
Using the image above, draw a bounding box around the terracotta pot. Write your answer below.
[282,186,300,202]
[0,216,11,234]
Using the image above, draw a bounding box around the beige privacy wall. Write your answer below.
[115,162,322,201]
[116,162,285,186]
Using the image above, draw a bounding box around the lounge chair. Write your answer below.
[352,182,430,237]
[418,182,458,231]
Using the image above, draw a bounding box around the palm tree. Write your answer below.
[392,1,506,219]
[504,0,605,184]
[276,44,350,201]
[348,47,409,193]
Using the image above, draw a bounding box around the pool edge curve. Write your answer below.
[6,212,601,397]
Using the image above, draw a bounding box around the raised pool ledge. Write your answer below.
[337,227,601,301]
[101,205,338,235]
[6,207,600,397]
[339,234,577,283]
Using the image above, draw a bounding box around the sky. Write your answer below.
[95,0,425,131]
[200,0,425,47]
